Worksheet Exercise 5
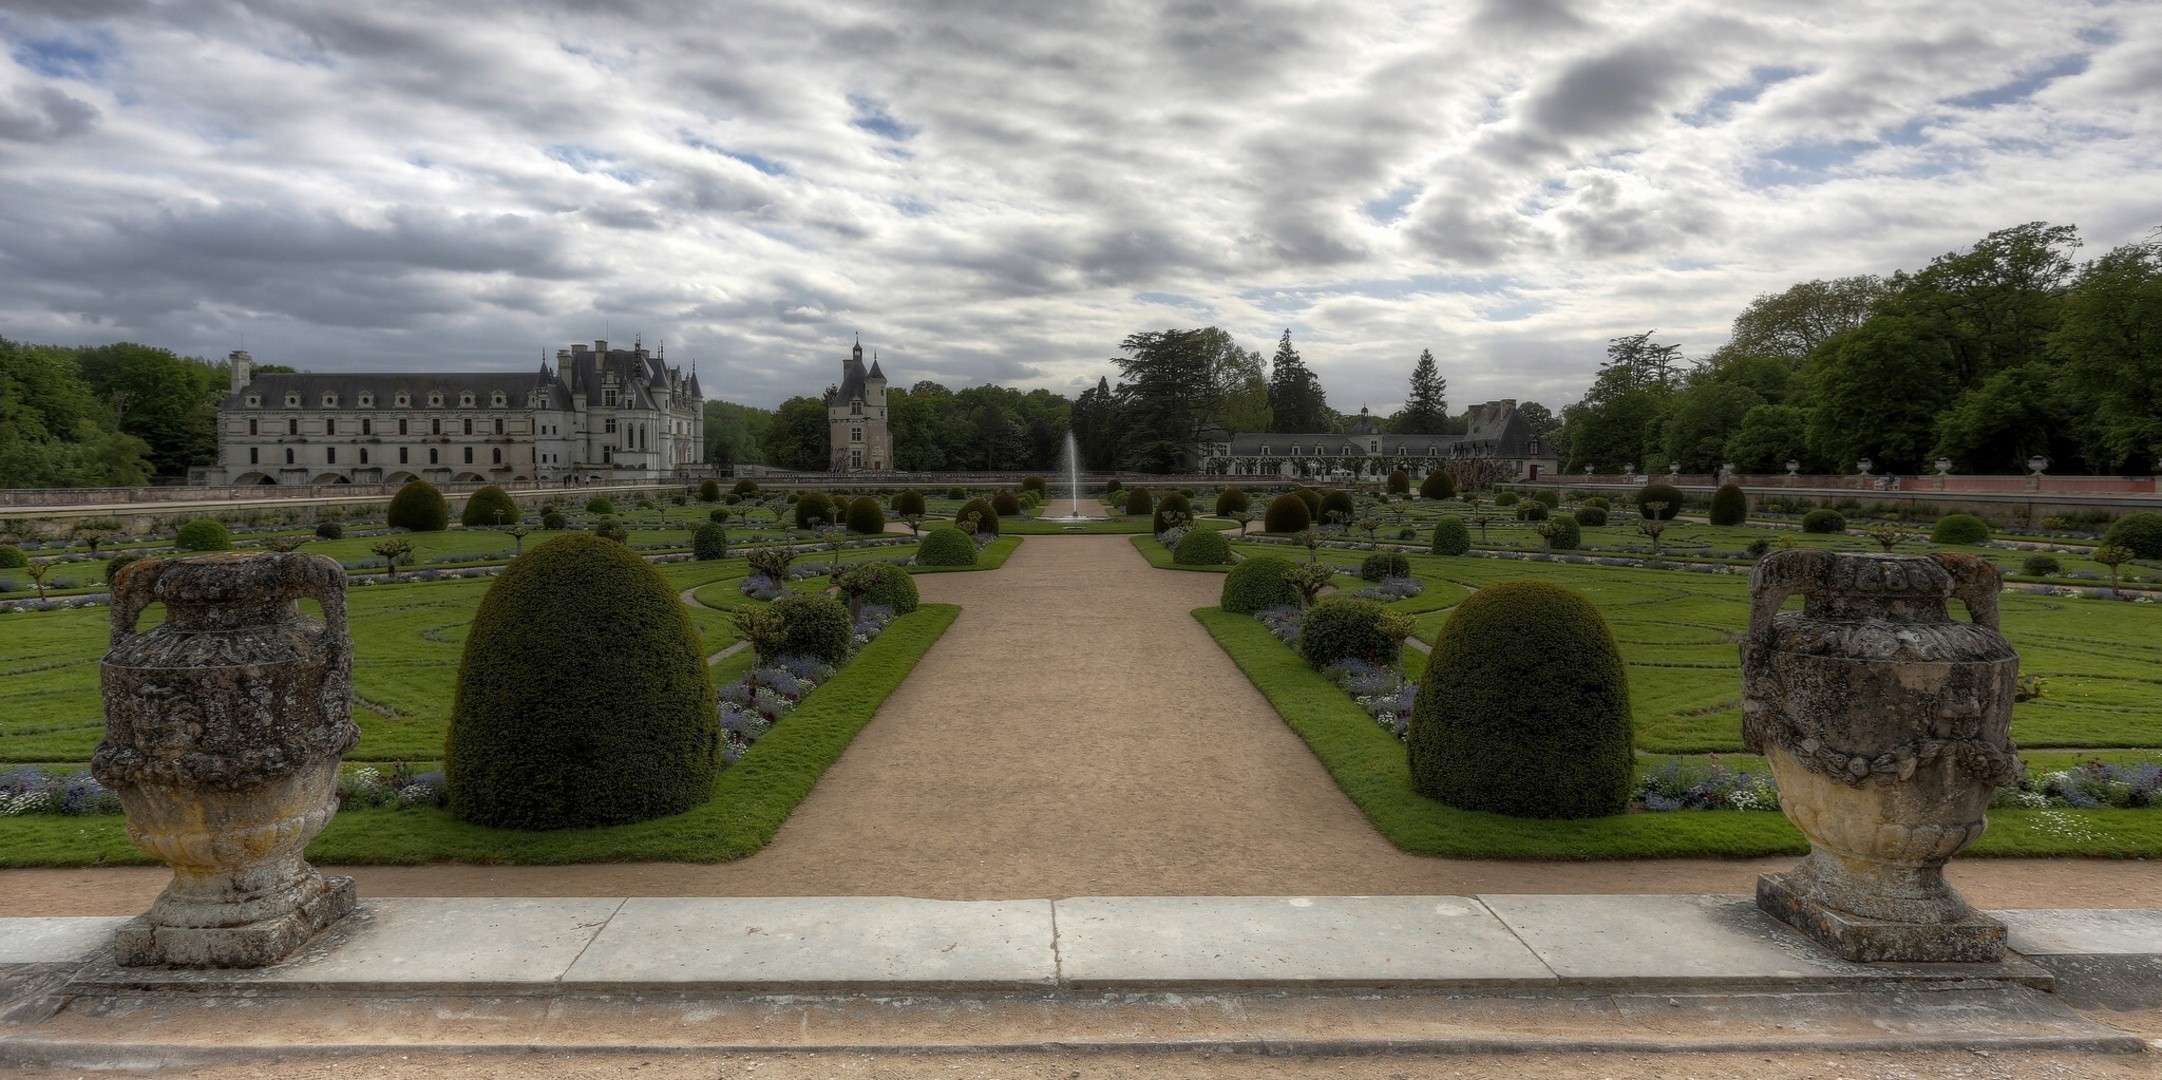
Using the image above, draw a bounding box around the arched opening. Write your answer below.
[310,473,351,485]
[233,472,277,486]
[454,472,486,483]
[383,471,418,485]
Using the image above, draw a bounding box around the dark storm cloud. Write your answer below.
[0,83,94,140]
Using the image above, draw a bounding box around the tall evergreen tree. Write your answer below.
[1113,329,1220,473]
[1266,330,1329,433]
[1394,348,1449,435]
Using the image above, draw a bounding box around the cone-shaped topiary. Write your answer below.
[1299,596,1397,669]
[1635,483,1683,520]
[917,525,977,566]
[957,497,1001,536]
[1360,552,1410,581]
[1220,554,1298,613]
[1431,517,1471,555]
[460,485,519,528]
[1264,493,1311,532]
[1386,469,1410,495]
[2104,511,2162,558]
[1408,579,1632,818]
[1173,526,1231,565]
[991,491,1022,517]
[446,533,718,830]
[794,491,837,529]
[692,522,728,560]
[1318,489,1356,526]
[1123,487,1154,517]
[1152,491,1192,534]
[1707,483,1747,526]
[894,488,926,516]
[699,479,721,502]
[389,480,451,532]
[1419,470,1455,500]
[1214,487,1249,515]
[1930,513,1990,545]
[1573,506,1608,527]
[1021,474,1047,496]
[767,593,853,665]
[584,496,614,516]
[174,519,231,552]
[846,495,886,535]
[1801,509,1846,534]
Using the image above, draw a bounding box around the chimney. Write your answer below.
[594,339,607,356]
[228,350,252,393]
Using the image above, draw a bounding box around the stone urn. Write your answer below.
[1742,549,2022,963]
[92,551,360,967]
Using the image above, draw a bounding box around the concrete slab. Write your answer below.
[1054,895,1555,988]
[563,896,1056,989]
[0,918,128,965]
[1998,908,2162,956]
[1481,894,1875,983]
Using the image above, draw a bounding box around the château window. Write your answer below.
[397,419,408,435]
[1529,439,1540,455]
[462,419,473,436]
[322,393,337,408]
[605,419,617,434]
[358,394,373,407]
[464,447,474,464]
[326,447,336,464]
[359,448,369,464]
[460,393,474,407]
[284,448,294,464]
[494,418,503,435]
[248,419,259,436]
[428,448,438,465]
[428,393,443,406]
[431,419,442,435]
[395,393,409,406]
[361,419,372,436]
[604,390,618,407]
[851,402,862,415]
[399,447,409,464]
[249,448,259,465]
[491,393,505,407]
[288,418,298,435]
[245,395,260,407]
[285,393,300,407]
[491,447,501,464]
[850,427,863,443]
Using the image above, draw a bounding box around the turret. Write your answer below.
[228,350,252,394]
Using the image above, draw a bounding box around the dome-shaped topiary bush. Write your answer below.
[767,593,853,665]
[314,521,344,540]
[460,485,519,528]
[709,508,729,524]
[1540,515,1581,551]
[732,479,759,496]
[1582,496,1610,510]
[1386,469,1411,495]
[1360,552,1410,581]
[389,480,451,532]
[584,496,615,516]
[1264,493,1311,532]
[1573,506,1608,527]
[957,497,1001,536]
[2104,512,2162,558]
[1103,479,1122,493]
[1707,483,1747,526]
[540,510,568,531]
[692,522,728,560]
[1801,509,1846,534]
[1930,513,1990,545]
[1294,487,1323,518]
[1493,491,1519,507]
[1214,487,1249,515]
[1123,487,1154,517]
[917,526,977,566]
[0,544,28,569]
[445,533,718,830]
[2022,553,2061,577]
[1419,470,1456,500]
[1220,555,1298,613]
[1407,579,1632,819]
[1517,501,1548,522]
[794,491,837,530]
[591,516,628,542]
[1431,517,1471,555]
[893,488,926,516]
[1529,489,1559,508]
[1021,475,1047,496]
[1152,491,1192,534]
[174,519,231,552]
[698,479,721,502]
[1635,483,1683,520]
[851,561,919,613]
[846,495,886,535]
[1318,489,1356,526]
[991,491,1022,517]
[1299,596,1397,669]
[1173,527,1231,565]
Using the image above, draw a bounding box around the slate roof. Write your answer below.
[221,373,544,411]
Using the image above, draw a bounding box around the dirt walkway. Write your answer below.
[7,531,2155,914]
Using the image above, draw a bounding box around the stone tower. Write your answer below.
[826,337,890,472]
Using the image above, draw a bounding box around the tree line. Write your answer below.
[745,381,1074,473]
[1556,222,2162,476]
[0,338,277,488]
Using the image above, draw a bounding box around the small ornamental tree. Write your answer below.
[1386,469,1411,495]
[1214,486,1249,516]
[389,480,451,532]
[591,516,629,543]
[2102,512,2162,559]
[72,519,122,556]
[894,488,927,516]
[1419,470,1455,500]
[846,495,886,535]
[1708,483,1747,526]
[1636,483,1684,520]
[174,519,231,552]
[1431,516,1471,555]
[1284,561,1336,608]
[1930,514,1990,545]
[1636,504,1672,554]
[1263,493,1311,532]
[917,526,978,566]
[370,537,413,580]
[1534,515,1581,551]
[461,485,519,528]
[1408,579,1633,818]
[1220,555,1299,613]
[1124,487,1154,518]
[794,491,837,530]
[1152,491,1193,534]
[957,497,1002,536]
[446,533,717,830]
[692,522,728,560]
[2093,544,2134,598]
[540,510,567,531]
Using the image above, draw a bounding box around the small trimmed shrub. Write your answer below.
[1117,486,1150,518]
[732,479,759,496]
[1299,596,1397,669]
[591,516,628,542]
[957,497,1001,536]
[1431,517,1471,555]
[1386,469,1411,495]
[1636,483,1684,520]
[1408,580,1632,819]
[540,510,568,531]
[1220,555,1299,614]
[699,479,721,502]
[0,544,27,569]
[767,593,853,665]
[1294,487,1323,518]
[314,521,344,540]
[709,508,728,524]
[692,522,728,560]
[918,526,977,566]
[1517,501,1548,522]
[1540,515,1581,551]
[174,519,231,552]
[446,533,717,830]
[1103,479,1122,493]
[1801,509,1847,534]
[1264,493,1311,532]
[2102,512,2162,559]
[794,491,837,530]
[1419,471,1455,500]
[1360,552,1410,581]
[946,486,967,500]
[461,485,519,528]
[1153,491,1192,534]
[852,561,919,613]
[846,495,886,535]
[1021,475,1047,496]
[1529,489,1559,508]
[1581,496,1610,510]
[1708,483,1747,526]
[2021,553,2062,577]
[991,491,1022,517]
[1493,491,1519,507]
[894,488,927,516]
[1930,514,1990,545]
[1573,506,1607,527]
[389,480,451,531]
[1173,527,1231,565]
[584,496,615,516]
[1318,489,1356,526]
[1215,487,1250,516]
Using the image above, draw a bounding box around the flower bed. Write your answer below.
[337,763,446,810]
[1635,757,1780,812]
[1351,576,1424,602]
[1320,658,1416,738]
[0,768,120,816]
[1995,760,2161,809]
[716,603,897,762]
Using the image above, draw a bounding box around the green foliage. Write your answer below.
[894,488,926,516]
[946,486,967,500]
[1707,483,1748,526]
[1636,483,1683,519]
[2022,553,2062,577]
[1220,555,1299,613]
[0,545,25,569]
[445,533,717,830]
[1386,469,1410,495]
[1581,496,1610,509]
[1516,501,1547,522]
[709,508,728,524]
[1172,526,1231,565]
[732,479,760,496]
[845,495,886,535]
[1430,517,1471,555]
[1801,509,1847,534]
[917,526,977,566]
[173,518,231,552]
[540,510,567,531]
[1294,487,1323,518]
[1408,580,1633,818]
[692,522,728,560]
[584,497,614,516]
[1359,552,1410,581]
[1214,486,1249,515]
[1264,493,1311,532]
[1152,491,1192,533]
[1493,491,1519,507]
[991,490,1022,516]
[1573,506,1608,527]
[1418,470,1455,500]
[1123,486,1154,517]
[768,593,853,665]
[698,479,721,502]
[1930,513,1991,545]
[314,521,344,540]
[957,497,1001,536]
[460,485,518,528]
[1318,488,1355,526]
[853,561,920,613]
[2103,512,2162,559]
[1298,596,1397,669]
[1103,479,1122,493]
[1539,515,1581,550]
[795,491,840,530]
[1021,474,1047,495]
[1529,489,1559,508]
[389,480,451,532]
[590,516,628,543]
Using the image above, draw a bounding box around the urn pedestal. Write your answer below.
[1742,550,2022,963]
[92,552,360,968]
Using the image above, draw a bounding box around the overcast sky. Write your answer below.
[1,1,2156,413]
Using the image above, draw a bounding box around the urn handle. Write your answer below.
[108,557,166,650]
[296,555,349,645]
[1931,552,2002,631]
[1744,548,1831,663]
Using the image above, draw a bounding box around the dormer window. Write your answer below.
[395,393,410,406]
[1529,439,1541,455]
[428,393,443,407]
[285,393,300,407]
[459,392,475,407]
[1291,446,1301,456]
[322,393,338,408]
[245,395,260,407]
[604,390,618,407]
[358,393,373,407]
[851,402,862,415]
[490,392,506,407]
